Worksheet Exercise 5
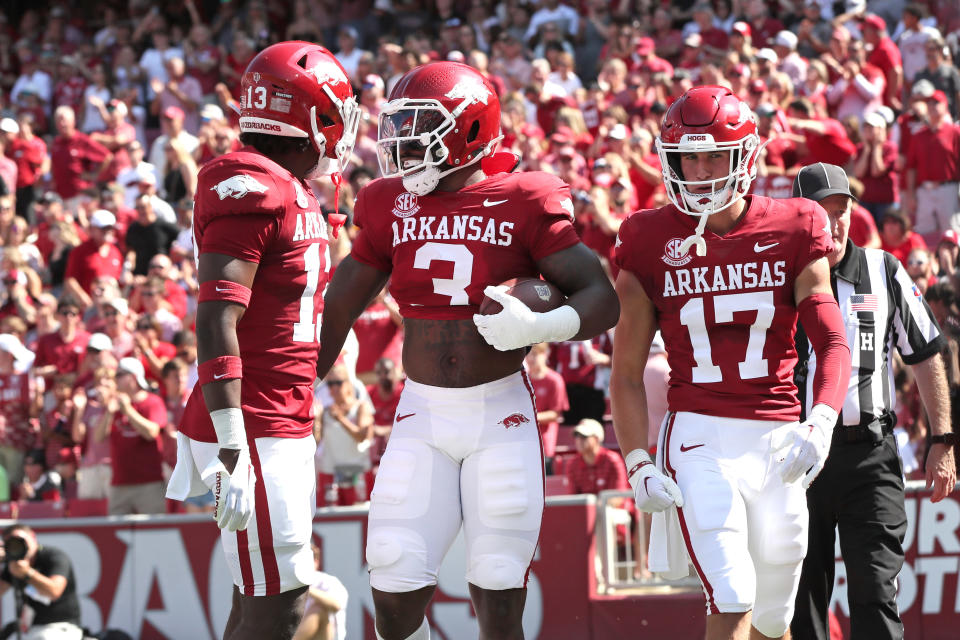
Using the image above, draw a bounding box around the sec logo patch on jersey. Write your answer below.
[392,192,421,218]
[662,237,693,267]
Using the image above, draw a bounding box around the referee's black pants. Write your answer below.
[791,434,907,640]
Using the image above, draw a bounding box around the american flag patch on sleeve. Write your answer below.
[850,294,878,312]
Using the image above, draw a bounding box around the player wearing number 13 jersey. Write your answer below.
[316,62,618,640]
[610,86,851,640]
[165,42,360,640]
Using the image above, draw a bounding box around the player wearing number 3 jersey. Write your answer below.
[610,86,851,640]
[316,62,618,640]
[165,43,360,640]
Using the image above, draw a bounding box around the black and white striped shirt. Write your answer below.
[796,241,944,426]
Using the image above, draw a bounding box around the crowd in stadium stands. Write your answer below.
[0,0,957,516]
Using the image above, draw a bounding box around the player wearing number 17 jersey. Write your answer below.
[165,42,360,640]
[610,86,851,640]
[316,62,618,640]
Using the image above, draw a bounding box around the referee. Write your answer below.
[789,163,957,640]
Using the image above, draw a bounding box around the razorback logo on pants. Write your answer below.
[500,413,530,428]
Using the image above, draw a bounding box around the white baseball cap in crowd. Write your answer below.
[573,419,606,440]
[105,297,129,316]
[756,48,779,63]
[773,31,798,51]
[89,209,117,229]
[117,357,150,390]
[0,118,18,134]
[0,334,35,373]
[87,333,114,352]
[200,104,225,121]
[862,111,887,128]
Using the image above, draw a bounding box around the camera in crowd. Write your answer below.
[2,534,28,563]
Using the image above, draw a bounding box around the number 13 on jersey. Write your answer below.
[292,242,330,343]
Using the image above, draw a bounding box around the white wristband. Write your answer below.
[210,408,246,450]
[624,448,652,492]
[537,304,581,343]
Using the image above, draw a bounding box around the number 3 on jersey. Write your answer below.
[292,242,330,343]
[414,242,474,305]
[680,291,774,383]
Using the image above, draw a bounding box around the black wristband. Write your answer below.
[930,434,958,446]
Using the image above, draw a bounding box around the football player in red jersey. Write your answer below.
[610,86,851,640]
[164,42,359,640]
[316,62,619,640]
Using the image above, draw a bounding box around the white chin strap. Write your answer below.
[677,183,733,257]
[402,166,442,196]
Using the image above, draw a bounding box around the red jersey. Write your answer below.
[528,367,568,458]
[857,141,898,204]
[801,119,856,167]
[35,331,90,383]
[881,232,927,267]
[351,172,580,319]
[63,239,124,293]
[905,123,960,183]
[109,392,167,485]
[0,372,38,451]
[179,148,333,442]
[551,340,600,388]
[50,132,111,199]
[848,204,879,248]
[614,196,833,421]
[353,301,402,375]
[565,446,628,496]
[7,136,47,188]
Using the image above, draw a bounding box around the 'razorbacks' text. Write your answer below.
[663,261,787,298]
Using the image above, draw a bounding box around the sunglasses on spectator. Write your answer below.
[102,309,119,317]
[148,263,165,269]
[136,323,154,330]
[907,259,927,267]
[141,290,158,296]
[326,379,345,387]
[57,309,79,316]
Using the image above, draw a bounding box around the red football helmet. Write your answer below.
[239,41,360,176]
[377,62,503,195]
[656,85,762,255]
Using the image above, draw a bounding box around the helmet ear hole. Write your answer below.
[297,55,309,69]
[318,113,335,127]
[467,120,480,143]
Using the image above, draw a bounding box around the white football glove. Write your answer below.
[201,447,256,532]
[625,449,684,513]
[777,404,838,488]
[472,285,580,351]
[202,408,256,532]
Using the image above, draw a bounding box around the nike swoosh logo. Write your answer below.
[483,198,508,207]
[679,443,704,452]
[213,373,228,380]
[754,241,779,253]
[215,286,229,292]
[396,413,415,422]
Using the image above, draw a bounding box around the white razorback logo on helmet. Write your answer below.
[445,78,492,105]
[558,197,574,218]
[308,60,346,86]
[212,175,269,200]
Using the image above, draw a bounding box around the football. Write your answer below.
[479,277,566,315]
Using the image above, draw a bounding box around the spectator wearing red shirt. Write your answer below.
[183,24,221,99]
[853,111,899,223]
[786,98,857,167]
[94,357,166,516]
[6,113,47,221]
[89,100,137,184]
[880,208,928,267]
[353,292,403,382]
[0,334,40,486]
[633,37,672,78]
[847,198,882,250]
[33,297,90,388]
[904,90,960,247]
[861,14,903,110]
[551,338,609,426]
[565,419,627,496]
[49,105,112,205]
[62,209,123,304]
[687,3,728,59]
[159,357,190,471]
[525,343,568,472]
[141,254,188,320]
[366,357,404,469]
